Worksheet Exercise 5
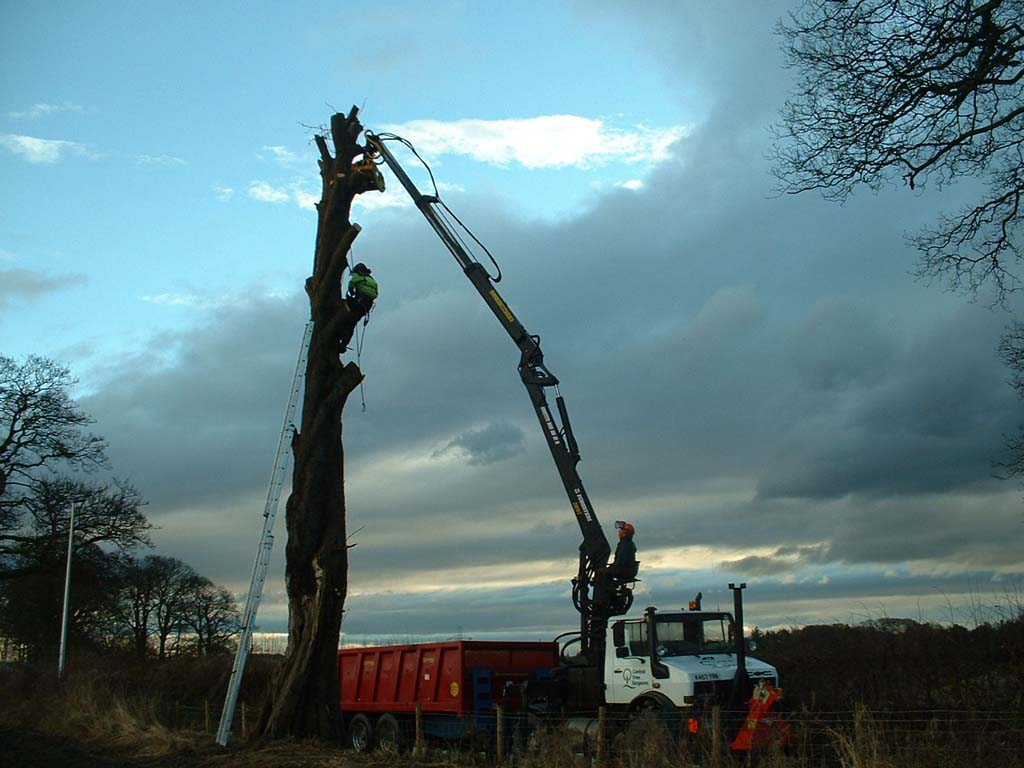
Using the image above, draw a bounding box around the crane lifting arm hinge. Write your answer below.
[363,130,633,656]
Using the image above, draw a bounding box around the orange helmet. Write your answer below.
[618,522,635,537]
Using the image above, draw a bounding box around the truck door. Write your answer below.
[606,620,652,704]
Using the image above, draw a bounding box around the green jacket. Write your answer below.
[348,273,379,300]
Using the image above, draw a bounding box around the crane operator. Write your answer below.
[610,521,637,577]
[593,521,637,607]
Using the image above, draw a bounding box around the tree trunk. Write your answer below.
[258,107,379,740]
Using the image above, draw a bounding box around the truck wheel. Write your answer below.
[375,713,404,753]
[348,713,374,752]
[616,696,676,756]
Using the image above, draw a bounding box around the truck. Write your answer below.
[336,126,790,752]
[339,640,559,750]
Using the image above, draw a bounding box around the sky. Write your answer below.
[2,0,1022,643]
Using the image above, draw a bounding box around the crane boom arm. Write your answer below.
[364,134,611,562]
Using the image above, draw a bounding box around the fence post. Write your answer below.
[854,703,866,757]
[711,705,722,768]
[241,702,247,739]
[414,702,424,758]
[596,705,607,767]
[497,705,505,763]
[205,700,211,733]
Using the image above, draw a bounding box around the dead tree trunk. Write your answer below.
[258,107,379,740]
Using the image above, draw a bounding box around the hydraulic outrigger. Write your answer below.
[363,132,633,665]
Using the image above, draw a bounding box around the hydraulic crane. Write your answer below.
[362,132,634,664]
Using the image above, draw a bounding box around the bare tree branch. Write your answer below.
[772,0,1024,301]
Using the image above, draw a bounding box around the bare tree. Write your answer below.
[997,322,1024,479]
[179,576,239,656]
[106,556,241,660]
[772,0,1024,299]
[258,107,380,740]
[146,556,198,659]
[0,477,151,580]
[0,355,107,529]
[0,538,122,661]
[111,555,158,659]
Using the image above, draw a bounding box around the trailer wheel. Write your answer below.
[375,713,404,753]
[348,713,374,752]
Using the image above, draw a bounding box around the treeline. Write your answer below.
[755,615,1024,713]
[0,355,239,663]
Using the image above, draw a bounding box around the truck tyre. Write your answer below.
[349,713,374,752]
[375,713,404,753]
[615,694,678,756]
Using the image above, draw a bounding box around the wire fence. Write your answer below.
[166,700,1024,766]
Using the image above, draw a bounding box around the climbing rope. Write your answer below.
[355,311,369,412]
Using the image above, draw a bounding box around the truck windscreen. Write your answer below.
[654,614,734,656]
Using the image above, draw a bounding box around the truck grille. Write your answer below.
[693,679,736,707]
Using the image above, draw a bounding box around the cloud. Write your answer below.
[8,101,86,119]
[0,133,92,163]
[136,154,187,166]
[141,293,203,307]
[432,421,527,465]
[213,185,235,202]
[140,288,287,310]
[61,4,1024,640]
[719,544,832,576]
[245,179,322,210]
[352,185,412,212]
[381,115,689,169]
[247,180,290,203]
[292,188,318,210]
[259,145,302,166]
[0,267,87,309]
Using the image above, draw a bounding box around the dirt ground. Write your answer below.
[0,729,142,768]
[0,728,452,768]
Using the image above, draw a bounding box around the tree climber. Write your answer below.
[339,263,379,355]
[347,263,378,321]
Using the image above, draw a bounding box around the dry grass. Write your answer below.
[0,666,198,760]
[2,663,1022,768]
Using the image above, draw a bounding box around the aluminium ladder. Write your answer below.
[216,320,313,746]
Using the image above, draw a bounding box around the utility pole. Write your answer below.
[58,503,76,677]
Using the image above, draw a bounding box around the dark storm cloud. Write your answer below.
[72,0,1022,633]
[761,304,1015,500]
[81,293,310,511]
[0,267,86,309]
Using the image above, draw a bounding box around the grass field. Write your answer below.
[2,656,1022,768]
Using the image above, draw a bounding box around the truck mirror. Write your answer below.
[612,622,625,648]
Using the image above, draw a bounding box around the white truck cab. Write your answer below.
[605,609,779,710]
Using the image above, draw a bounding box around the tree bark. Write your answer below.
[258,107,378,740]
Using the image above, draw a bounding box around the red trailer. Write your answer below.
[339,640,558,751]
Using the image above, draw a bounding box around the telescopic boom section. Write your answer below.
[365,133,614,637]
